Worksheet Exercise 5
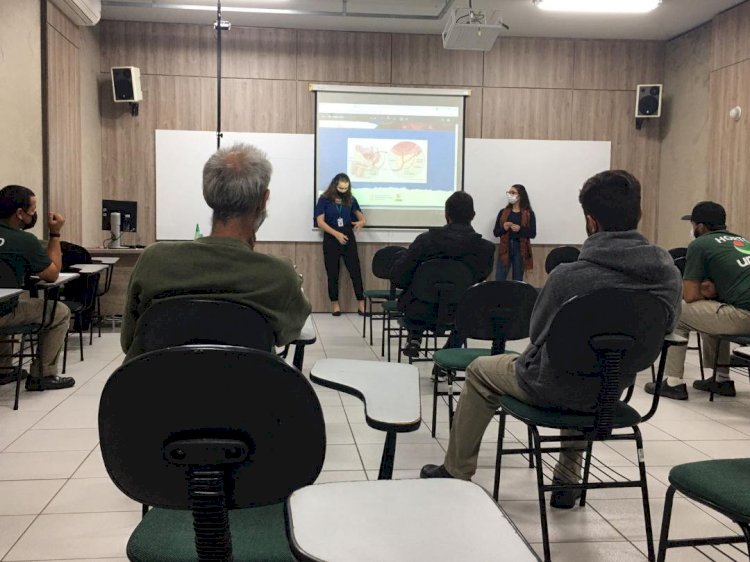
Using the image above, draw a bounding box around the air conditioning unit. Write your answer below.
[442,8,507,51]
[50,0,101,26]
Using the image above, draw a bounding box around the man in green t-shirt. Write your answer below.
[646,201,750,400]
[0,185,74,390]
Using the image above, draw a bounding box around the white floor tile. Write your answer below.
[71,446,108,479]
[5,512,139,561]
[4,428,99,453]
[0,451,88,480]
[43,478,140,514]
[532,541,649,562]
[0,480,65,515]
[321,444,363,471]
[0,515,35,560]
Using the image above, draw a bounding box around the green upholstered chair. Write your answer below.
[362,245,405,346]
[98,345,326,561]
[395,258,475,364]
[657,458,750,562]
[430,280,538,438]
[493,289,686,562]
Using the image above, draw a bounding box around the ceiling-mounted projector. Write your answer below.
[442,7,508,51]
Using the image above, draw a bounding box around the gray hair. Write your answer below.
[202,143,272,223]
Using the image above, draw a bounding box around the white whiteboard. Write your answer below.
[155,130,610,245]
[466,139,611,245]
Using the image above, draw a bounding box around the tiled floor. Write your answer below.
[1,314,749,561]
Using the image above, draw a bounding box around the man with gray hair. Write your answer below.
[121,143,311,361]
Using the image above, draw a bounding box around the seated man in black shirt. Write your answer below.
[391,192,495,356]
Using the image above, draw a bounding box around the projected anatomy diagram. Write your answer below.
[348,139,428,183]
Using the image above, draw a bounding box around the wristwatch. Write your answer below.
[49,232,61,238]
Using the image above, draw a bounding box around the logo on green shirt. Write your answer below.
[733,239,750,256]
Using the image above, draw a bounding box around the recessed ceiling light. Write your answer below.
[532,0,662,14]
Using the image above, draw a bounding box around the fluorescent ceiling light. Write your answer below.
[533,0,662,14]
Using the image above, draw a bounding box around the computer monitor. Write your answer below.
[102,200,137,232]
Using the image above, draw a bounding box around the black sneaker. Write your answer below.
[644,381,688,400]
[403,340,421,358]
[693,376,736,397]
[550,478,583,509]
[420,464,454,479]
[0,369,28,386]
[25,375,76,391]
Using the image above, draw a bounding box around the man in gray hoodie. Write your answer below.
[421,170,682,509]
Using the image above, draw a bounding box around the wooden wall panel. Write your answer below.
[391,34,483,86]
[296,30,391,83]
[711,1,750,71]
[221,79,297,133]
[47,0,80,47]
[571,90,661,240]
[482,88,573,140]
[465,86,483,139]
[47,24,82,243]
[573,40,664,91]
[484,38,574,89]
[707,60,750,237]
[100,21,215,77]
[223,27,296,80]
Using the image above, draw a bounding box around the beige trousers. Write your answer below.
[665,300,750,379]
[444,354,585,483]
[0,296,70,377]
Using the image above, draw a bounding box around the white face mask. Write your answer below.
[507,194,518,205]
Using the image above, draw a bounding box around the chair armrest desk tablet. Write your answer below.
[286,479,539,562]
[310,358,420,479]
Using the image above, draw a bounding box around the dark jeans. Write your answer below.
[496,239,524,281]
[323,231,364,302]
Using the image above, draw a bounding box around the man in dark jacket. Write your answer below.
[420,170,682,510]
[390,192,495,356]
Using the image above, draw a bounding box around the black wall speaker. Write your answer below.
[635,84,662,119]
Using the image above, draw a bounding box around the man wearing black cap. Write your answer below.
[645,201,750,399]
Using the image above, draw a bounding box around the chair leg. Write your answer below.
[531,427,552,562]
[13,334,25,411]
[711,339,720,402]
[62,332,68,375]
[578,440,594,507]
[78,316,84,362]
[369,300,374,346]
[432,372,439,438]
[362,298,367,339]
[635,427,656,561]
[97,296,102,338]
[656,486,676,562]
[696,333,704,380]
[527,426,535,469]
[493,412,507,501]
[381,312,387,357]
[89,313,94,346]
[650,364,656,382]
[447,370,455,428]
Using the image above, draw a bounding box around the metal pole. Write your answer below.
[216,0,222,149]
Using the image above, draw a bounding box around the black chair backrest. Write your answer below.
[668,247,688,277]
[98,345,326,558]
[455,281,538,350]
[545,246,580,274]
[545,289,669,438]
[371,246,406,280]
[132,298,275,354]
[668,247,687,261]
[410,258,475,325]
[0,260,20,289]
[61,241,92,271]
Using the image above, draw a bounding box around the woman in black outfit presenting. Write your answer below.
[493,184,536,281]
[315,173,366,316]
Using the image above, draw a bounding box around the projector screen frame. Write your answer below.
[310,83,471,230]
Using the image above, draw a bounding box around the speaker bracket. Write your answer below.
[129,102,139,117]
[635,117,645,130]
